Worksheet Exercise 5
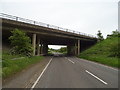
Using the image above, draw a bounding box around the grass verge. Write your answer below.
[78,55,119,68]
[2,51,44,79]
[78,36,119,68]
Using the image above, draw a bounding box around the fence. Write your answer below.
[0,13,96,38]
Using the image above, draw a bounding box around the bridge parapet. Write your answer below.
[0,13,96,38]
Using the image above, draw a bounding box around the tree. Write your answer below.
[9,29,33,56]
[97,30,104,42]
[112,29,120,36]
[58,47,67,53]
[111,29,120,37]
[107,29,120,38]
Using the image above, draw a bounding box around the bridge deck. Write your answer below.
[1,13,97,41]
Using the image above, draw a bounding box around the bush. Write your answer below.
[109,42,120,58]
[9,29,33,56]
[78,35,119,68]
[97,30,104,42]
[107,30,120,58]
[58,47,67,53]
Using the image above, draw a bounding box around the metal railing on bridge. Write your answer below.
[0,13,96,38]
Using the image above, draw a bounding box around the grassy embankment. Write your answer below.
[78,36,119,68]
[2,51,44,79]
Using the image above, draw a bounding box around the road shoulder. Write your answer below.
[3,56,52,88]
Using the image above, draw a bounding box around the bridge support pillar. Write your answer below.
[37,37,40,56]
[75,43,77,55]
[67,45,70,55]
[42,44,48,55]
[32,33,36,56]
[67,45,75,56]
[40,44,43,55]
[77,39,80,55]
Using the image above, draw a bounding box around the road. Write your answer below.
[32,56,118,88]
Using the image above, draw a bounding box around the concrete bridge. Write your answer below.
[1,13,97,56]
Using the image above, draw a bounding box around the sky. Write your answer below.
[0,0,119,49]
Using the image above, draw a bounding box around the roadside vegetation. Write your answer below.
[2,29,44,79]
[48,48,54,55]
[2,51,43,79]
[9,29,33,57]
[57,47,67,54]
[48,47,67,55]
[78,30,120,68]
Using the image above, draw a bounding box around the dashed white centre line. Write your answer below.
[68,59,75,64]
[65,57,75,64]
[85,70,108,85]
[31,57,53,90]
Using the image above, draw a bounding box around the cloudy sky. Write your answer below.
[1,0,119,49]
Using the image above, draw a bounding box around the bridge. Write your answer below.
[1,13,97,56]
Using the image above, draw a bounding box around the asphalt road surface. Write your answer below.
[31,55,118,88]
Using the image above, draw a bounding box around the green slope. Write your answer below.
[78,36,119,68]
[2,51,44,79]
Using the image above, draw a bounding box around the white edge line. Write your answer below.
[31,57,53,89]
[85,70,108,85]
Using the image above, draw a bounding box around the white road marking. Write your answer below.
[68,59,75,64]
[65,57,75,64]
[31,57,53,89]
[85,70,108,85]
[65,57,67,59]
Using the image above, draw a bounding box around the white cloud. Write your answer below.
[48,45,66,49]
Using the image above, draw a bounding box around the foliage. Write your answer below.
[97,30,104,42]
[2,51,44,79]
[112,30,120,36]
[106,30,120,57]
[107,29,120,38]
[79,36,119,68]
[9,29,33,56]
[48,48,56,52]
[58,47,67,53]
[109,42,120,58]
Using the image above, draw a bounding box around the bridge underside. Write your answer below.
[2,29,96,56]
[2,18,97,56]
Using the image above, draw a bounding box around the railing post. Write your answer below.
[34,21,35,24]
[47,24,49,28]
[1,13,96,38]
[66,29,68,32]
[16,17,18,21]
